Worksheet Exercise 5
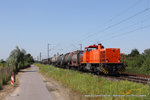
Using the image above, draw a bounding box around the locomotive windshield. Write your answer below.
[87,47,97,51]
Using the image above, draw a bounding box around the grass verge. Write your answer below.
[36,64,150,100]
[0,67,14,89]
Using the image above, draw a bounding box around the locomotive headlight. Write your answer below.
[118,59,121,62]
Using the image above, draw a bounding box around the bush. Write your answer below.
[141,55,150,73]
[126,48,150,75]
[127,55,145,67]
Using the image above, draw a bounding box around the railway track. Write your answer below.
[107,73,150,84]
[49,65,150,85]
[79,70,150,85]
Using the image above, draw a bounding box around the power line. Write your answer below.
[85,8,150,39]
[93,16,150,44]
[61,1,150,52]
[101,24,150,42]
[68,8,150,51]
[75,0,141,43]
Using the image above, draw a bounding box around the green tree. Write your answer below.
[24,53,34,67]
[7,46,34,72]
[7,46,25,71]
[0,59,6,67]
[129,48,140,57]
[143,49,150,56]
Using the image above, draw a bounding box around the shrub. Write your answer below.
[126,48,150,75]
[126,55,145,68]
[141,55,150,74]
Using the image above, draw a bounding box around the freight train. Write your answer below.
[41,44,125,75]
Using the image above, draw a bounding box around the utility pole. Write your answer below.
[37,56,39,61]
[47,43,51,63]
[47,44,50,59]
[40,52,41,61]
[80,44,82,50]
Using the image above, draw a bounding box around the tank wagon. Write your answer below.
[56,54,63,66]
[43,44,125,75]
[51,55,60,65]
[41,58,51,64]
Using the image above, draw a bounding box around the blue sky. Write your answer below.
[0,0,150,60]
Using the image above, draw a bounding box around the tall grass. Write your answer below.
[36,64,150,100]
[0,66,14,89]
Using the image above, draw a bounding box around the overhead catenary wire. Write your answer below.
[101,24,150,42]
[69,7,150,50]
[74,0,142,43]
[93,16,150,44]
[85,8,150,40]
[61,0,142,52]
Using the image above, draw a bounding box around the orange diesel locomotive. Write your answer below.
[81,44,125,74]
